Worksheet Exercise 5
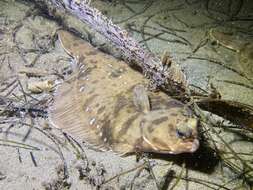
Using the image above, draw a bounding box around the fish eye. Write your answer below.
[176,129,186,139]
[175,126,192,139]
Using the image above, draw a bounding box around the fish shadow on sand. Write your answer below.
[149,142,219,174]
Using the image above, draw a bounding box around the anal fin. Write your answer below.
[49,80,105,149]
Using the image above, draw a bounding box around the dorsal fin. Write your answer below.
[133,84,150,113]
[57,30,91,79]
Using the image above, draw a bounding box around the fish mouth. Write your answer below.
[174,139,199,154]
[188,139,199,153]
[149,139,199,154]
[142,135,199,154]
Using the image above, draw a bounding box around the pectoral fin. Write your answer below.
[133,84,151,113]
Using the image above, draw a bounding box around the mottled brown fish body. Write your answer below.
[49,30,199,154]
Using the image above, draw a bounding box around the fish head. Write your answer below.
[139,109,199,154]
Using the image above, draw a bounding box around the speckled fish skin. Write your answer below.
[49,30,199,154]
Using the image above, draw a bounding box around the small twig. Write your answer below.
[187,55,250,80]
[215,79,253,90]
[7,55,13,71]
[0,55,6,70]
[170,175,231,190]
[138,32,164,44]
[0,77,17,93]
[169,163,185,190]
[30,151,38,167]
[63,132,88,161]
[145,159,161,190]
[17,148,22,163]
[115,0,154,24]
[192,36,209,53]
[22,117,34,142]
[4,123,14,139]
[144,25,191,46]
[17,79,27,103]
[103,163,146,185]
[26,52,41,67]
[19,121,69,178]
[140,15,154,52]
[121,0,136,13]
[153,21,187,33]
[130,26,188,45]
[0,138,40,150]
[130,166,144,190]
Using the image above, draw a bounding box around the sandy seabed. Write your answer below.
[0,0,253,189]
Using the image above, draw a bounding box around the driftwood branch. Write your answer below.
[31,0,188,95]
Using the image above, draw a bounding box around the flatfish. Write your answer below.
[49,30,199,154]
[210,29,253,79]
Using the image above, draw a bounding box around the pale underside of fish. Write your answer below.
[49,30,199,155]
